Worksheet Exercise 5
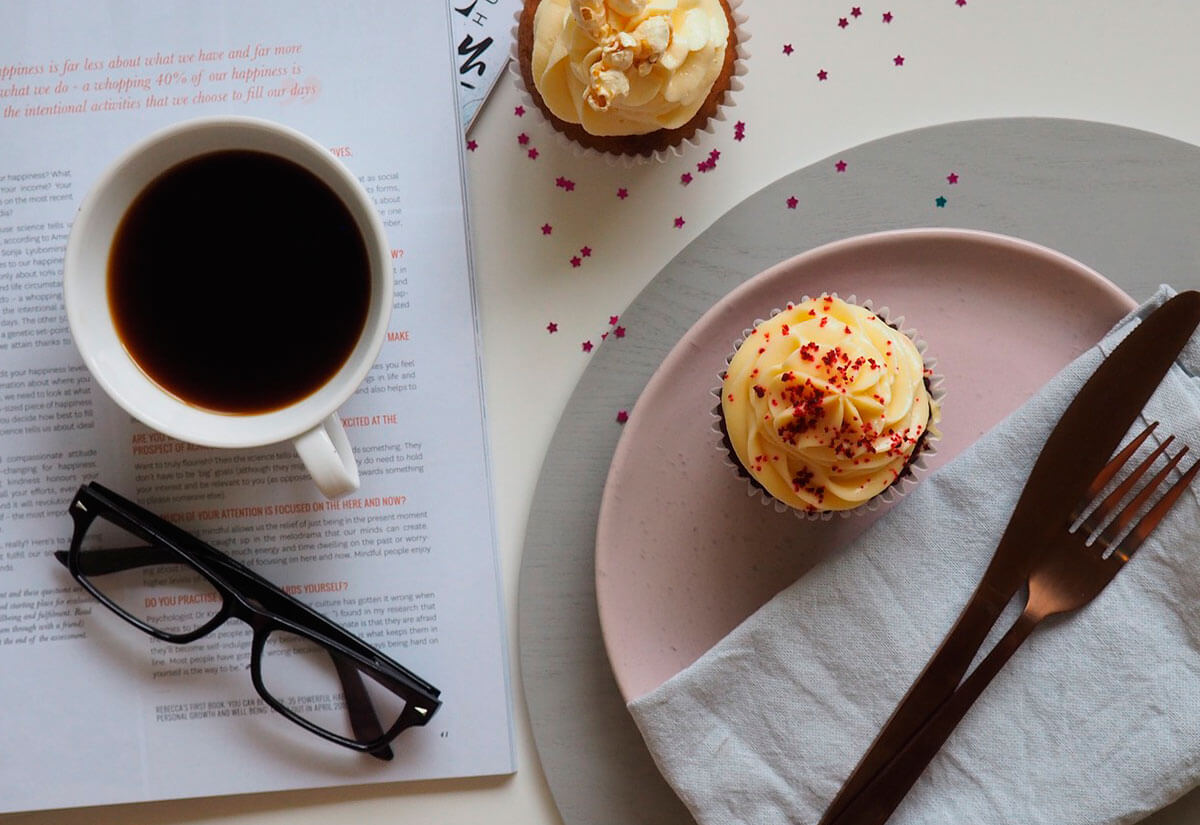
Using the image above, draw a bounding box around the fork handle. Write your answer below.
[818,580,1017,825]
[825,609,1041,825]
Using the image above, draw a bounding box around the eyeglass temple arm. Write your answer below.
[55,545,396,759]
[331,654,394,761]
[54,546,175,574]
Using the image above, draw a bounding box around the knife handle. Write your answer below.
[825,610,1039,825]
[816,581,1013,825]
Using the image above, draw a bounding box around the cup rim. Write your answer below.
[63,115,393,448]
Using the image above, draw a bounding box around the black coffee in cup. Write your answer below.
[107,149,371,415]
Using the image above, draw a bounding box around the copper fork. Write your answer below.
[828,422,1200,825]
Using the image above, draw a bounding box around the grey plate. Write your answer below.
[518,118,1200,825]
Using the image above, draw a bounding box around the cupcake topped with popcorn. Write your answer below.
[516,0,741,158]
[720,294,941,515]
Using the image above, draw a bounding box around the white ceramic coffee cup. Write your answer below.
[63,116,393,499]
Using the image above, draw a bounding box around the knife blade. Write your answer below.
[818,289,1200,825]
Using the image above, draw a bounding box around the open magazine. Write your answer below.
[0,1,511,812]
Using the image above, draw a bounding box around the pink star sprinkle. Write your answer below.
[617,187,629,199]
[786,196,799,209]
[541,223,552,235]
[697,159,714,172]
[710,149,721,161]
[555,177,576,191]
[546,322,558,333]
[580,246,592,257]
[528,148,539,159]
[835,159,848,172]
[674,216,686,228]
[518,133,530,145]
[582,340,594,353]
[614,326,626,338]
[466,139,478,151]
[616,410,629,424]
[882,10,893,21]
[956,0,966,5]
[609,315,620,325]
[838,17,849,28]
[894,54,905,66]
[514,105,526,116]
[851,6,862,17]
[734,121,747,141]
[947,172,959,184]
[817,69,828,81]
[783,43,794,55]
[681,172,693,185]
[570,255,582,268]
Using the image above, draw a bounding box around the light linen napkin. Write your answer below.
[629,286,1200,825]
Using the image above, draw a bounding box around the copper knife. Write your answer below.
[818,289,1200,825]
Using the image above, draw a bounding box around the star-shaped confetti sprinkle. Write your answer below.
[734,120,747,141]
[601,331,609,340]
[783,43,794,55]
[541,223,552,235]
[514,105,525,116]
[882,10,893,21]
[617,187,629,199]
[935,196,948,207]
[570,255,582,267]
[528,148,539,159]
[518,133,530,145]
[582,340,594,353]
[710,149,721,162]
[609,315,620,325]
[947,172,959,184]
[817,69,828,81]
[614,326,626,338]
[835,159,848,172]
[786,196,799,209]
[681,172,693,185]
[466,139,478,151]
[555,176,576,191]
[851,6,862,17]
[697,159,715,172]
[674,216,686,228]
[956,0,966,5]
[546,322,558,333]
[838,17,849,28]
[580,246,592,258]
[894,54,905,66]
[616,410,629,424]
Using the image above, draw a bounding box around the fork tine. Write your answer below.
[1110,457,1200,562]
[1083,432,1175,532]
[1083,421,1160,504]
[1095,446,1187,551]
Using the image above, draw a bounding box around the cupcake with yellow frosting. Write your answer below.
[516,0,743,159]
[718,295,941,518]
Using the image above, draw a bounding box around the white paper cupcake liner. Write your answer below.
[509,0,749,167]
[712,293,945,521]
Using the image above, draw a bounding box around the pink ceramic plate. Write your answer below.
[595,228,1136,702]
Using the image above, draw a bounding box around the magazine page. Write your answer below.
[0,0,511,812]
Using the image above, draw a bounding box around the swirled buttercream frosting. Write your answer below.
[529,0,731,136]
[720,295,940,513]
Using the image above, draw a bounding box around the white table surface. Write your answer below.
[9,1,1200,823]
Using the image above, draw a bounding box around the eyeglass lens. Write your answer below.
[78,511,223,636]
[259,629,411,743]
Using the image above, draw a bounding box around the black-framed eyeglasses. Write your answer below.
[55,482,441,760]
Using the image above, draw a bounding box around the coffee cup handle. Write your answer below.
[293,413,359,498]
